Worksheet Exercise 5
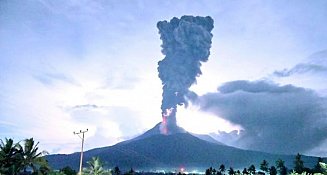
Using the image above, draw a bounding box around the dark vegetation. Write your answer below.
[205,155,326,175]
[0,138,50,174]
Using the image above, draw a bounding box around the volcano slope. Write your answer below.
[46,124,319,171]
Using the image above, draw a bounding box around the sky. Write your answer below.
[1,0,327,156]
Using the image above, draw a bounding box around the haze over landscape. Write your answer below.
[1,0,327,160]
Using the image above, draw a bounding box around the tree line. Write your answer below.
[205,154,326,175]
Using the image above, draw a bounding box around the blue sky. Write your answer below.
[1,0,327,156]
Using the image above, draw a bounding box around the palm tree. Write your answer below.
[313,157,323,174]
[0,138,49,174]
[293,153,304,173]
[276,159,287,175]
[83,157,107,175]
[219,164,226,175]
[0,138,23,174]
[113,166,120,175]
[260,160,269,173]
[242,168,249,175]
[269,166,277,175]
[228,167,235,175]
[20,138,49,173]
[248,165,256,175]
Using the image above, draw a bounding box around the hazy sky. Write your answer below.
[1,0,327,156]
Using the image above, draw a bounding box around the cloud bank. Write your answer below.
[193,80,327,155]
[273,49,327,77]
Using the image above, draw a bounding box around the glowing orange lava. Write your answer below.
[161,115,168,135]
[160,108,174,135]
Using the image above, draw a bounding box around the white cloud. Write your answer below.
[177,103,241,134]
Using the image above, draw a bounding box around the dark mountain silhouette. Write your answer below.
[129,122,185,141]
[46,123,319,171]
[190,133,224,145]
[121,122,222,145]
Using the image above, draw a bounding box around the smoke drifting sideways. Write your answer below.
[157,16,214,134]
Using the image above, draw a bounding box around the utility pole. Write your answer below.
[74,129,88,175]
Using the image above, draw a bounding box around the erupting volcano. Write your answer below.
[46,15,322,171]
[157,15,214,134]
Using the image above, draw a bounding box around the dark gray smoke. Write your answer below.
[194,80,327,155]
[157,15,214,134]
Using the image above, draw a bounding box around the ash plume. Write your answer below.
[157,15,214,134]
[193,80,327,155]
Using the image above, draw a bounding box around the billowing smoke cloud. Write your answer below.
[193,80,327,155]
[157,16,214,134]
[273,49,327,77]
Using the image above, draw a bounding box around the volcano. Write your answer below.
[46,123,318,171]
[46,16,322,171]
[124,122,222,145]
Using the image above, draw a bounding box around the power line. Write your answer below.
[73,129,88,175]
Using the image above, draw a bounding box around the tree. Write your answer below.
[219,164,226,174]
[124,168,135,175]
[83,157,106,175]
[206,167,214,175]
[294,153,304,173]
[242,168,248,175]
[113,166,121,175]
[276,159,287,175]
[248,165,256,175]
[212,168,217,175]
[20,138,49,173]
[206,168,211,175]
[269,166,277,175]
[39,163,52,175]
[228,167,235,175]
[312,157,323,174]
[60,166,77,175]
[275,159,284,169]
[0,138,23,174]
[260,160,269,173]
[280,166,288,175]
[0,138,49,175]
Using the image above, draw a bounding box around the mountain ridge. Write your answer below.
[46,127,320,171]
